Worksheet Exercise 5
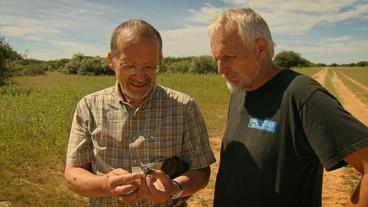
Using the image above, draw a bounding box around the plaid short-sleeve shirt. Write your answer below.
[66,82,216,207]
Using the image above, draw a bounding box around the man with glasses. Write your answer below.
[64,19,215,207]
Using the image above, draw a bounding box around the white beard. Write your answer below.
[226,80,247,92]
[223,65,261,92]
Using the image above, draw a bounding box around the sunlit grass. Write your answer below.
[336,68,368,103]
[337,67,368,87]
[323,69,339,99]
[293,67,323,77]
[0,72,229,206]
[1,68,357,206]
[158,73,230,136]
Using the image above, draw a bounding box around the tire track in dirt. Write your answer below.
[313,68,365,207]
[312,67,328,86]
[336,70,368,93]
[331,70,368,125]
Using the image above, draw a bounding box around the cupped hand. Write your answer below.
[139,169,177,203]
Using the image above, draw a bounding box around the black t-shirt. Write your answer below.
[214,69,368,207]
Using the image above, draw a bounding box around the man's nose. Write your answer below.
[217,60,229,74]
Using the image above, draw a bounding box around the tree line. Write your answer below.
[1,36,367,85]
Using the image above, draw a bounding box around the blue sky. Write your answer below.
[1,0,367,64]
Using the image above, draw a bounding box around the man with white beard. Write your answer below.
[209,8,368,207]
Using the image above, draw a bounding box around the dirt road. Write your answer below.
[313,68,365,207]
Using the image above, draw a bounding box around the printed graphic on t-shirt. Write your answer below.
[248,117,277,133]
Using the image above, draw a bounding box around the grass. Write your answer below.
[337,67,368,88]
[333,68,368,104]
[158,73,230,136]
[323,69,340,99]
[0,68,363,206]
[293,67,323,77]
[0,72,229,206]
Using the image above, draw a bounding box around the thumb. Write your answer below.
[150,169,172,185]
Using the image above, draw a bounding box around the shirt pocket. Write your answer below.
[128,126,183,165]
[90,120,126,170]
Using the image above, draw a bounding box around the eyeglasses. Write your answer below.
[118,63,160,74]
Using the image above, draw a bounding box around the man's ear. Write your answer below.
[107,52,115,71]
[255,38,268,58]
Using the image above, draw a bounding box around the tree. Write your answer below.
[356,61,368,67]
[161,56,216,74]
[189,56,216,73]
[63,53,85,74]
[274,51,311,68]
[0,36,22,85]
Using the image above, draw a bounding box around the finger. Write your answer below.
[117,189,140,204]
[146,174,169,201]
[112,181,139,195]
[110,173,142,188]
[139,175,151,199]
[150,169,172,185]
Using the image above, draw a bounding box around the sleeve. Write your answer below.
[65,98,93,166]
[300,89,368,171]
[181,100,216,170]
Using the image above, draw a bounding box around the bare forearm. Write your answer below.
[347,173,368,207]
[173,167,210,197]
[64,166,110,197]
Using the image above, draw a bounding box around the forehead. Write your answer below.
[210,22,245,55]
[116,35,160,62]
[117,34,159,50]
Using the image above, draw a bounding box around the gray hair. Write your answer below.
[208,8,275,57]
[110,19,162,58]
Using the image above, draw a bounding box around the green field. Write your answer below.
[337,67,368,87]
[5,67,361,207]
[334,67,368,105]
[0,72,230,206]
[324,68,340,98]
[293,67,322,77]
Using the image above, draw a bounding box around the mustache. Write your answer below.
[223,71,240,79]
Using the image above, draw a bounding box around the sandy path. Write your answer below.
[312,68,350,207]
[312,67,328,86]
[331,70,368,125]
[314,68,365,207]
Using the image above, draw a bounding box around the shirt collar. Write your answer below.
[113,81,157,112]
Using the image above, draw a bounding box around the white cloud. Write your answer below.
[162,26,211,57]
[357,27,368,31]
[176,0,368,64]
[187,3,222,24]
[326,36,353,43]
[0,0,113,39]
[0,15,60,36]
[276,37,368,64]
[188,0,368,35]
[1,0,366,64]
[0,0,114,60]
[35,39,109,60]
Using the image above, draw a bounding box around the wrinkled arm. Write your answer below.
[64,165,141,198]
[344,146,368,206]
[65,165,109,197]
[174,167,211,197]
